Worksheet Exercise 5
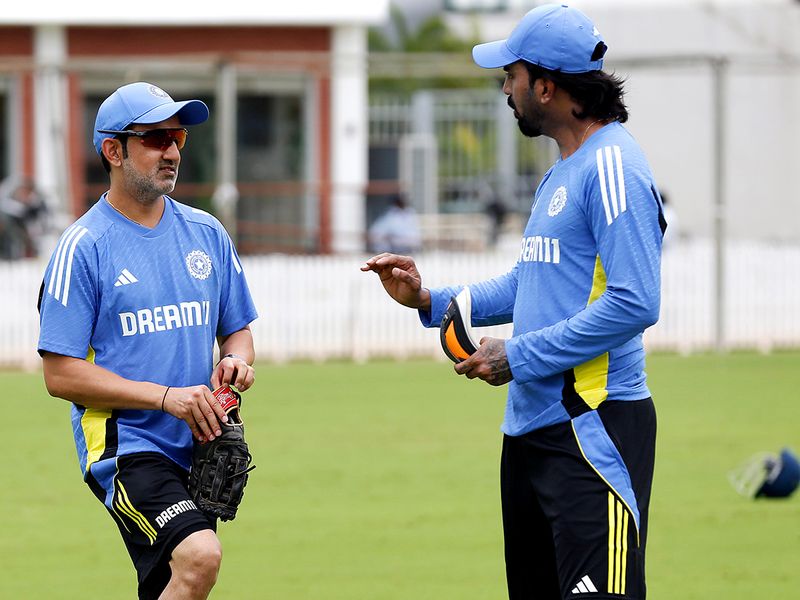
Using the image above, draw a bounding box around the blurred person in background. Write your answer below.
[484,192,508,248]
[368,192,423,254]
[363,4,665,599]
[0,176,48,258]
[37,82,258,600]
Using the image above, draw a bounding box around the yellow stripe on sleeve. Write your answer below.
[574,354,609,409]
[587,255,607,304]
[574,256,609,409]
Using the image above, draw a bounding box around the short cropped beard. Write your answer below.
[121,160,177,204]
[508,94,543,138]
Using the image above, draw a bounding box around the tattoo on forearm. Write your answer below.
[484,339,513,386]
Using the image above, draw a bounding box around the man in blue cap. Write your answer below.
[363,4,665,598]
[38,82,258,599]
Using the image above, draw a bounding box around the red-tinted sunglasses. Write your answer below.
[98,127,188,151]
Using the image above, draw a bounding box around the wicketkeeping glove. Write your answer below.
[188,385,256,522]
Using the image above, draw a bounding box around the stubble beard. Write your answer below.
[122,160,178,205]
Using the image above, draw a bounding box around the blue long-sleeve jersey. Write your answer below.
[422,122,664,436]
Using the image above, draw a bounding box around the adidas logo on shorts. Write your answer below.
[571,574,598,594]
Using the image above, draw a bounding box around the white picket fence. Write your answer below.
[4,238,800,369]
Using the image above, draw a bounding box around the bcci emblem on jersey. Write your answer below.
[186,250,212,280]
[548,186,567,217]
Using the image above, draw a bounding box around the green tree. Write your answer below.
[368,4,493,95]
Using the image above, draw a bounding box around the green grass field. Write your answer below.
[2,352,798,599]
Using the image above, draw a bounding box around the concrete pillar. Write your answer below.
[33,25,69,218]
[330,24,368,253]
[213,62,238,240]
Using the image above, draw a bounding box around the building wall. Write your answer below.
[592,2,800,243]
[68,25,335,252]
[449,1,800,242]
[67,26,331,54]
[0,25,351,253]
[0,26,32,54]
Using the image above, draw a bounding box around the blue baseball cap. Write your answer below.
[93,82,209,155]
[472,4,606,73]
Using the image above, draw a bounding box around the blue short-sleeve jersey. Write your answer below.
[422,122,664,436]
[38,195,258,477]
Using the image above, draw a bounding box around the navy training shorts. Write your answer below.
[501,398,656,599]
[86,452,216,599]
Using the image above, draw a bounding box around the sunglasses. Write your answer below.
[98,127,189,151]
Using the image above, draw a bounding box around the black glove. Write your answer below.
[188,386,255,522]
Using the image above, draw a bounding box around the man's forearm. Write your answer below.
[42,353,165,410]
[218,327,255,365]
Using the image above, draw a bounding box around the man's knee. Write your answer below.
[170,530,222,589]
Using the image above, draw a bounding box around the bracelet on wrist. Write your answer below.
[161,386,170,412]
